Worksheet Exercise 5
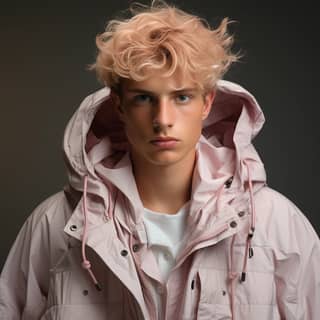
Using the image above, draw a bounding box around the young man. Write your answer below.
[1,2,319,320]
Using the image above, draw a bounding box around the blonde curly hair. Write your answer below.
[89,1,241,93]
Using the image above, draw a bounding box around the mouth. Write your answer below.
[150,136,179,143]
[150,136,179,148]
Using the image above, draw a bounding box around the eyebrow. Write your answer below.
[125,87,198,94]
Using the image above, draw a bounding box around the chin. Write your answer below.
[145,151,188,167]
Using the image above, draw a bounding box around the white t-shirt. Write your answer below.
[143,203,189,283]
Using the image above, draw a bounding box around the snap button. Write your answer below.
[70,225,77,231]
[224,176,233,188]
[238,211,245,217]
[132,244,140,252]
[83,289,89,296]
[230,221,237,228]
[121,249,128,257]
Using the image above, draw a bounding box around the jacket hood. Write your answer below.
[63,79,267,224]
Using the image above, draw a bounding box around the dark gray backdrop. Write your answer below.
[1,1,319,269]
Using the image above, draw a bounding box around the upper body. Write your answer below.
[1,2,320,320]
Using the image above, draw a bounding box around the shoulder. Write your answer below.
[252,186,319,251]
[254,185,313,224]
[28,190,68,219]
[2,191,73,274]
[23,190,72,235]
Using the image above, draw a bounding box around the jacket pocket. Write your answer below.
[44,267,125,320]
[40,303,109,320]
[43,245,142,319]
[46,249,106,306]
[42,283,138,320]
[196,268,232,320]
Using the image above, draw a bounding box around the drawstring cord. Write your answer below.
[227,159,256,320]
[80,175,116,290]
[80,175,103,291]
[79,160,256,312]
[240,159,256,282]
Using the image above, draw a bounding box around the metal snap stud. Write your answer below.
[238,211,245,217]
[132,244,140,252]
[70,225,77,231]
[83,289,89,296]
[224,176,233,188]
[121,249,128,257]
[230,221,237,228]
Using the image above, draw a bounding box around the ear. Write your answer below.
[110,89,125,120]
[202,89,216,120]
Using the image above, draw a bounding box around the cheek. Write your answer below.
[183,115,204,143]
[182,110,203,131]
[123,115,149,142]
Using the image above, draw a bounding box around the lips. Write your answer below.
[150,136,179,148]
[150,136,178,143]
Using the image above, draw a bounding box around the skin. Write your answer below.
[113,71,215,214]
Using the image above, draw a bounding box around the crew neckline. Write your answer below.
[143,201,190,217]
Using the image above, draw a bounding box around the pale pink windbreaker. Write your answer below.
[1,80,320,320]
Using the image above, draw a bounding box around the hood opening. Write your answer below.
[63,80,267,302]
[62,80,267,204]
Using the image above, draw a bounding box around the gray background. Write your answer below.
[1,1,319,269]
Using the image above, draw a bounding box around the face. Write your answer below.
[114,72,215,168]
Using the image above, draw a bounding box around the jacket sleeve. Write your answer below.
[273,194,320,320]
[0,193,64,320]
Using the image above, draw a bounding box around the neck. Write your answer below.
[131,150,196,214]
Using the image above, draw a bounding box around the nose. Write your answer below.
[152,97,174,129]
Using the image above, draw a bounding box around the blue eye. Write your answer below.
[176,94,191,103]
[134,94,152,103]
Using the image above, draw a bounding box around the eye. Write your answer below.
[176,94,192,104]
[133,94,153,104]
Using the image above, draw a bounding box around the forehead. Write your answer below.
[121,71,200,95]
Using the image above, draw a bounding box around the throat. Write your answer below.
[132,155,196,215]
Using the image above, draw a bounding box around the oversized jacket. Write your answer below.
[1,80,320,320]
